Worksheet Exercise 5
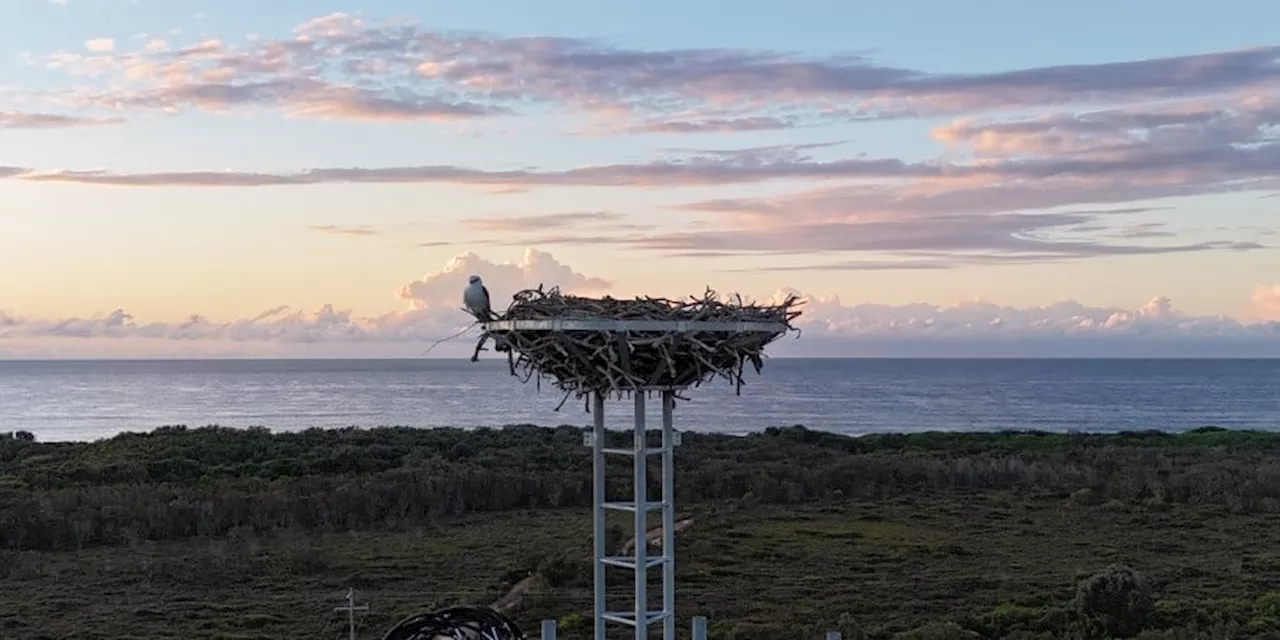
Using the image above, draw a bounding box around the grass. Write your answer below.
[4,425,1280,638]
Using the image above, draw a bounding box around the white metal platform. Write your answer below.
[483,318,788,333]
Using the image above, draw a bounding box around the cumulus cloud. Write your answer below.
[1,250,1277,358]
[770,289,1280,357]
[84,38,115,53]
[394,248,611,311]
[1253,284,1280,321]
[1,306,377,343]
[0,250,610,356]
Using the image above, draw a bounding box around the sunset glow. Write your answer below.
[2,0,1278,357]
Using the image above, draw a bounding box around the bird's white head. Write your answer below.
[468,275,482,285]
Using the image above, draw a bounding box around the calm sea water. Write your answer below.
[0,359,1276,442]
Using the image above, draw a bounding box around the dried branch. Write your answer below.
[472,285,803,403]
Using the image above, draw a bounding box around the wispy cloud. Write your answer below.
[23,12,1280,130]
[5,94,1276,262]
[718,251,1162,272]
[78,77,506,123]
[9,90,1280,189]
[9,12,1280,271]
[459,211,627,232]
[310,224,378,236]
[6,155,938,188]
[612,214,1263,259]
[0,111,124,129]
[623,116,799,134]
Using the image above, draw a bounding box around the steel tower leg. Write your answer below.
[592,392,606,640]
[661,389,676,640]
[632,392,648,640]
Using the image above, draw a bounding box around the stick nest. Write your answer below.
[472,285,803,404]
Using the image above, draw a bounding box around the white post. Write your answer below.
[633,391,649,640]
[826,632,843,640]
[692,616,708,640]
[541,619,557,640]
[592,392,606,640]
[661,389,676,640]
[333,588,368,640]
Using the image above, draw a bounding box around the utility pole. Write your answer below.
[334,588,369,640]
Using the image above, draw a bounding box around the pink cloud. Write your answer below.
[310,224,378,236]
[776,289,1274,342]
[84,38,115,53]
[1253,284,1280,321]
[0,111,124,129]
[395,248,611,311]
[459,211,627,232]
[78,77,504,122]
[3,108,1274,262]
[23,13,1280,129]
[622,116,798,135]
[7,20,1280,270]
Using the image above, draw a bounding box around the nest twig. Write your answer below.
[471,285,803,406]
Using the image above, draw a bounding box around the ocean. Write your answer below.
[0,358,1276,442]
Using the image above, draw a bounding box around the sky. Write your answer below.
[1,0,1279,358]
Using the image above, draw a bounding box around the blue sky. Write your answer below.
[1,0,1278,357]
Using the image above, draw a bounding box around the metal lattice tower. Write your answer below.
[585,389,682,640]
[484,316,792,640]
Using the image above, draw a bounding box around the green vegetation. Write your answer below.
[3,424,1280,638]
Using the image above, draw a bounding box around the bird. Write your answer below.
[462,274,495,322]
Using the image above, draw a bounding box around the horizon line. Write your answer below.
[2,355,1279,362]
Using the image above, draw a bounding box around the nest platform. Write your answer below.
[471,286,802,402]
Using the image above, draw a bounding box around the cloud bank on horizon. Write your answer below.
[2,6,1278,358]
[1,250,1277,358]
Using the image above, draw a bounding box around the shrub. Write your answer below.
[1073,564,1155,637]
[891,621,980,639]
[1257,592,1280,619]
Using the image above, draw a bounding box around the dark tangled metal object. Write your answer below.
[380,605,527,640]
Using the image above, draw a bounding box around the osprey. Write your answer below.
[462,275,494,322]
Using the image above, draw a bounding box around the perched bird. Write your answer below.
[462,275,495,322]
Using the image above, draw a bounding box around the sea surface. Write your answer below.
[0,358,1276,442]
